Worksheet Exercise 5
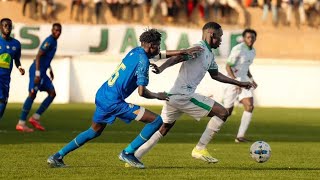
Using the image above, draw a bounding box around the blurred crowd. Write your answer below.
[2,0,320,27]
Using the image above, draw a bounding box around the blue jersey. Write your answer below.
[0,36,21,83]
[96,47,149,103]
[30,35,57,74]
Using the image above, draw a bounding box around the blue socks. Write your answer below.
[36,96,54,115]
[19,96,34,121]
[19,95,54,121]
[0,101,7,120]
[124,116,163,154]
[54,127,101,159]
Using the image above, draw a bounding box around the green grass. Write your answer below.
[0,104,320,179]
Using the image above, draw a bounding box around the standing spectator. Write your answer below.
[118,0,130,21]
[94,0,103,24]
[185,0,196,22]
[22,0,38,19]
[286,0,306,26]
[39,0,57,21]
[199,0,210,22]
[131,0,145,22]
[149,0,168,23]
[71,0,85,22]
[166,0,181,22]
[220,0,246,26]
[259,0,279,25]
[184,0,209,23]
[106,0,119,18]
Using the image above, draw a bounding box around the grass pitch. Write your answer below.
[0,104,319,179]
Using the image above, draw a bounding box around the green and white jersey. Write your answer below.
[169,40,218,96]
[227,42,256,81]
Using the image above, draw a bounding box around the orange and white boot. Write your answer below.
[16,123,34,132]
[29,117,45,131]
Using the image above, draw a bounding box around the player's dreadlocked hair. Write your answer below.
[202,22,221,31]
[242,28,257,37]
[0,18,12,24]
[139,29,162,43]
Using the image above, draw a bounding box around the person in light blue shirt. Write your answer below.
[16,23,62,132]
[0,18,25,122]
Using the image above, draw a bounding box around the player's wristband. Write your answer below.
[35,70,40,77]
[160,50,166,59]
[18,66,22,69]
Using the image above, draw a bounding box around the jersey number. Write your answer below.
[108,63,126,86]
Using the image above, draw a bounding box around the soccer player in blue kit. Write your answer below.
[0,18,25,122]
[47,29,202,169]
[16,23,62,132]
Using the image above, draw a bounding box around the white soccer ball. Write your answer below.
[249,141,271,163]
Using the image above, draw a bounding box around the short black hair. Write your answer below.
[139,28,162,43]
[202,22,221,31]
[52,23,62,28]
[242,28,257,37]
[1,18,12,24]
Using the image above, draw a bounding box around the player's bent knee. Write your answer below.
[219,108,229,121]
[245,105,254,112]
[48,91,56,98]
[29,92,37,99]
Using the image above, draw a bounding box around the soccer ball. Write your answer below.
[249,141,271,163]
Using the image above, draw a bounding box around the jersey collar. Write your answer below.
[201,40,212,52]
[243,42,253,51]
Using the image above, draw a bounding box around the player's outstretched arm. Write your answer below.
[166,46,203,58]
[209,71,253,89]
[138,86,169,101]
[155,46,203,60]
[150,55,186,74]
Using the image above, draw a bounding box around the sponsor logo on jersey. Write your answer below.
[43,42,50,49]
[12,46,16,51]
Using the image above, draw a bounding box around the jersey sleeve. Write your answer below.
[40,37,52,53]
[136,54,149,86]
[208,59,219,74]
[227,47,241,67]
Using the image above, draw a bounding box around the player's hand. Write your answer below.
[184,46,203,59]
[49,70,54,81]
[156,92,170,101]
[252,81,258,89]
[34,76,41,85]
[150,63,163,74]
[238,81,254,89]
[19,67,25,75]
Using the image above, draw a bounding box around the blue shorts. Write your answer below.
[0,81,9,101]
[93,97,144,125]
[29,73,55,92]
